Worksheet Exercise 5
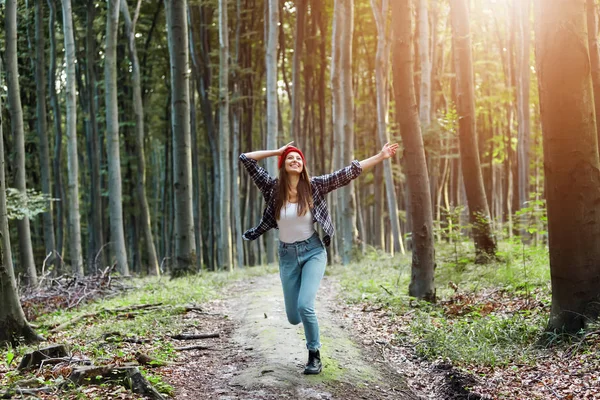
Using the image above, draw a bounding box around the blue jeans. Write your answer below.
[278,232,327,351]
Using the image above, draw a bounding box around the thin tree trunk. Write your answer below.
[536,0,600,333]
[121,0,160,275]
[232,0,244,269]
[265,0,279,263]
[61,0,84,276]
[290,0,306,143]
[0,80,41,344]
[6,0,38,285]
[370,0,404,255]
[105,0,129,276]
[392,0,435,301]
[48,0,64,268]
[190,76,204,270]
[450,0,496,261]
[218,0,233,270]
[85,0,105,272]
[418,0,432,128]
[35,0,56,270]
[166,0,196,275]
[516,0,531,212]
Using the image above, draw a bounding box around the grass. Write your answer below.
[329,239,553,367]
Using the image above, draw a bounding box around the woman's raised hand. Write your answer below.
[277,141,295,155]
[380,142,399,159]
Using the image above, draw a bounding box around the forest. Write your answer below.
[0,0,599,398]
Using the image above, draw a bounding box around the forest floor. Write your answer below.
[162,273,418,399]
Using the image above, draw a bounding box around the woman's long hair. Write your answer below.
[274,162,313,220]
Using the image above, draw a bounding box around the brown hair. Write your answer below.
[274,159,313,220]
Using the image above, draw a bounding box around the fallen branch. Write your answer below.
[171,332,220,340]
[175,345,213,351]
[49,303,163,333]
[0,387,52,399]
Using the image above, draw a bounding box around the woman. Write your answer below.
[239,141,398,375]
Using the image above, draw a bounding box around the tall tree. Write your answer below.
[290,0,306,143]
[105,0,129,276]
[166,0,196,275]
[62,0,84,276]
[392,0,436,301]
[48,0,64,264]
[85,0,105,272]
[265,0,279,264]
[35,0,57,269]
[0,81,41,344]
[418,0,432,128]
[535,0,600,332]
[450,0,496,260]
[218,0,233,270]
[516,0,531,211]
[6,0,38,285]
[121,0,160,275]
[586,0,600,149]
[232,0,244,269]
[370,0,404,255]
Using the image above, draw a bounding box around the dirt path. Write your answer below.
[163,273,419,399]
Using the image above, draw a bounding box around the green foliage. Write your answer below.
[5,188,55,220]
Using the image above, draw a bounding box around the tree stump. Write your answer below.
[17,344,69,370]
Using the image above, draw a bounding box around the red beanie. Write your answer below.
[278,146,306,169]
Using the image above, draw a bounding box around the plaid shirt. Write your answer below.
[239,153,362,246]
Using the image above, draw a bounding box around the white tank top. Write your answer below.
[278,202,315,243]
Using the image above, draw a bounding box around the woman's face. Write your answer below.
[284,151,304,175]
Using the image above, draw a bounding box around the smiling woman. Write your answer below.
[239,140,398,375]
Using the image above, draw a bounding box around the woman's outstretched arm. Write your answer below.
[243,141,294,161]
[359,142,399,171]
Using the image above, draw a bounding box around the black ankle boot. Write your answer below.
[303,349,322,375]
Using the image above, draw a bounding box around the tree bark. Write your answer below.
[370,0,405,255]
[392,0,436,301]
[85,0,105,272]
[0,83,42,344]
[6,0,38,285]
[587,0,600,151]
[418,0,432,128]
[232,0,244,269]
[218,0,233,270]
[48,0,64,266]
[121,0,160,276]
[290,0,306,144]
[265,0,279,263]
[166,0,196,275]
[516,0,531,212]
[35,0,57,271]
[105,0,130,276]
[60,0,85,276]
[535,0,600,333]
[449,0,496,261]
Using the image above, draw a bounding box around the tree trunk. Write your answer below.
[35,0,57,270]
[516,0,531,212]
[6,0,38,285]
[48,0,64,267]
[418,0,432,128]
[232,0,244,269]
[392,0,435,301]
[0,85,42,344]
[105,0,129,276]
[587,0,600,151]
[85,0,106,273]
[370,0,404,255]
[265,0,279,263]
[290,0,306,143]
[60,0,85,276]
[449,0,496,261]
[121,0,160,276]
[535,0,600,333]
[166,0,196,275]
[218,0,233,270]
